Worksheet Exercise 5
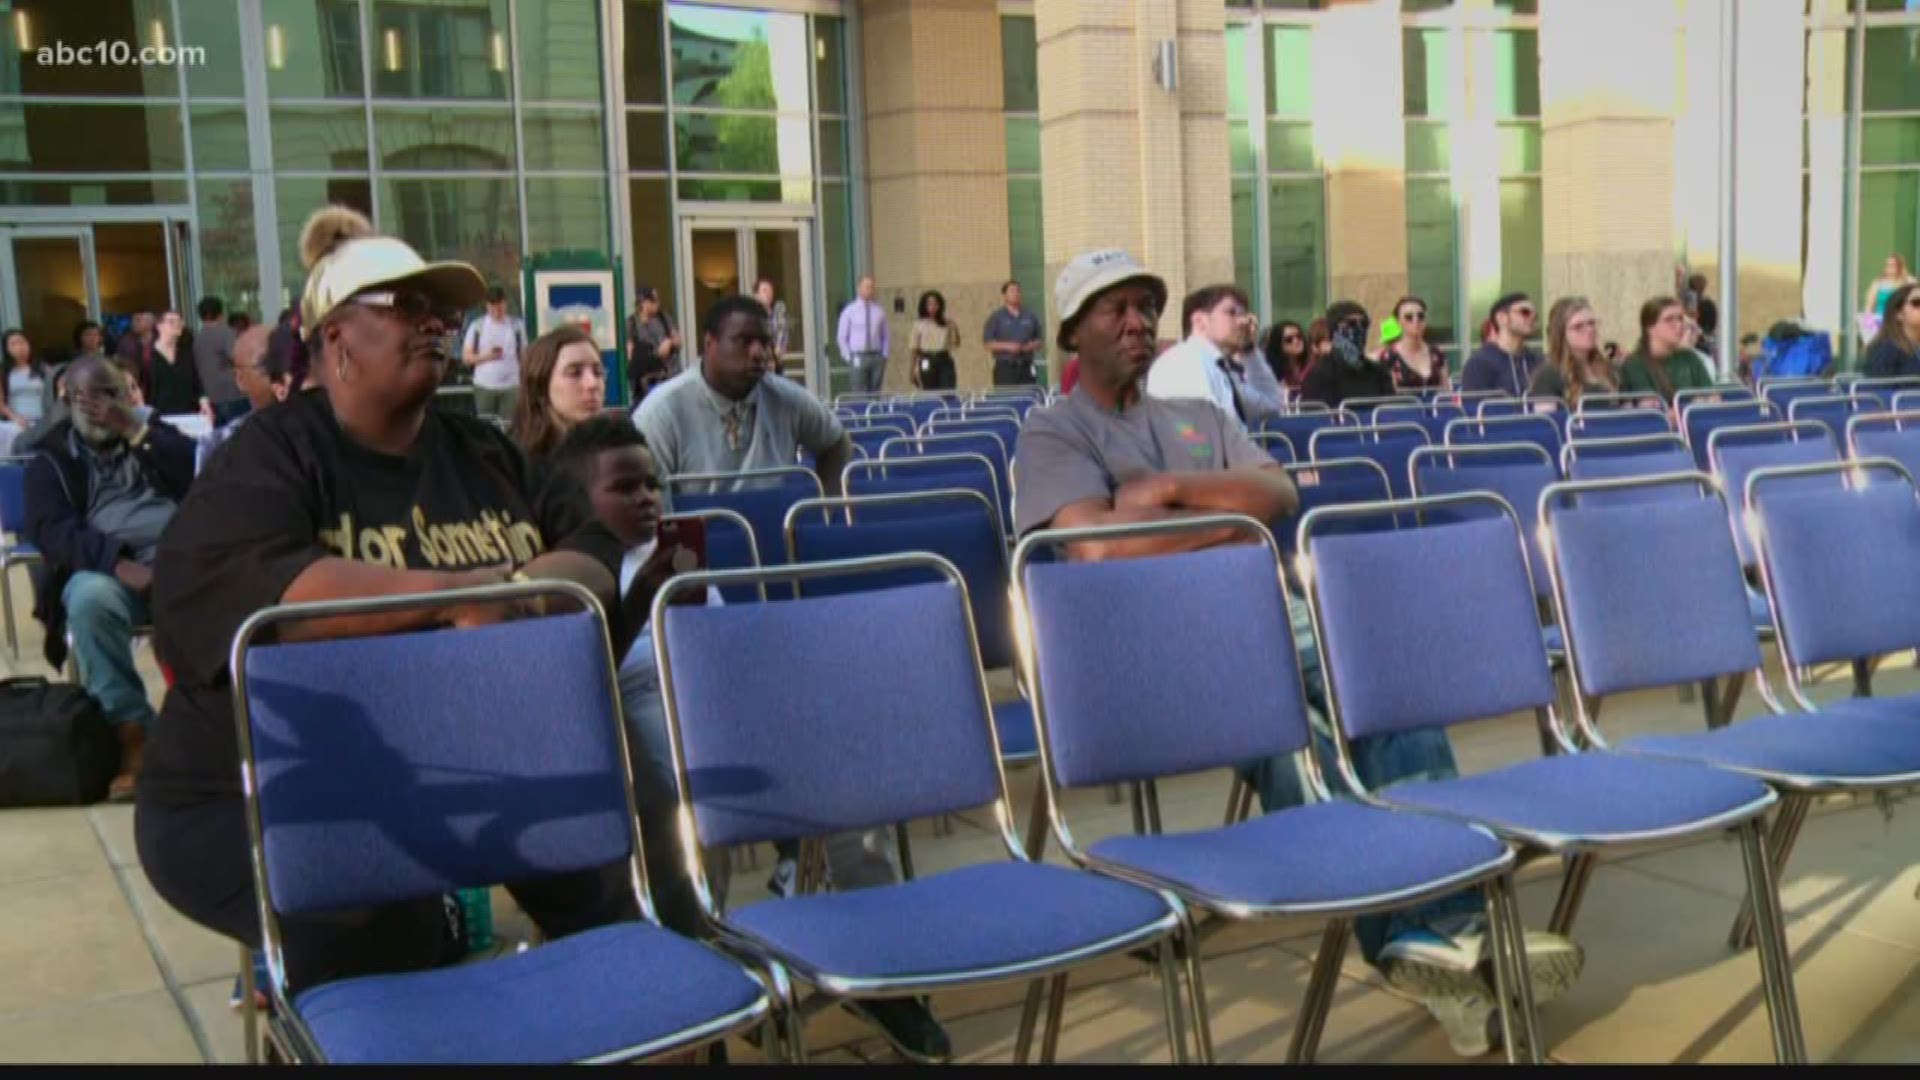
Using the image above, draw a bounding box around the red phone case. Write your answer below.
[656,517,709,602]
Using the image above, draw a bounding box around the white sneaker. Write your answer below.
[1421,990,1498,1058]
[1446,926,1584,1006]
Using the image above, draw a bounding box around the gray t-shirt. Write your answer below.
[635,365,845,489]
[191,321,242,405]
[1012,386,1273,537]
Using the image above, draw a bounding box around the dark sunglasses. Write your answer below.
[1511,306,1536,319]
[1399,310,1427,322]
[1280,332,1303,344]
[1907,297,1920,309]
[351,289,460,327]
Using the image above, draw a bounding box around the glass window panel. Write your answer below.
[1406,123,1450,174]
[1232,178,1258,299]
[675,177,808,203]
[626,110,668,171]
[1001,15,1038,114]
[1262,1,1327,8]
[1265,26,1313,117]
[526,177,610,254]
[818,116,848,177]
[518,0,602,102]
[182,0,247,98]
[1005,117,1041,174]
[628,176,676,310]
[272,104,371,171]
[0,0,178,96]
[1859,172,1918,305]
[0,101,185,173]
[1265,120,1316,174]
[94,223,173,330]
[1403,0,1454,11]
[190,103,252,172]
[371,0,510,100]
[815,15,848,115]
[0,178,188,206]
[1268,178,1325,326]
[675,112,813,175]
[1404,29,1451,118]
[624,0,665,106]
[522,108,605,170]
[1497,123,1540,175]
[1866,28,1920,113]
[1230,120,1255,175]
[820,177,853,323]
[195,179,262,319]
[1007,177,1045,323]
[1226,24,1250,120]
[669,6,810,112]
[263,0,366,98]
[375,107,515,170]
[382,177,521,288]
[1406,178,1458,348]
[1495,1,1537,12]
[1488,30,1540,119]
[277,177,373,304]
[1865,118,1920,167]
[1499,177,1543,306]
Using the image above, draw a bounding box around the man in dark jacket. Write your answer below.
[1299,300,1395,408]
[23,358,195,799]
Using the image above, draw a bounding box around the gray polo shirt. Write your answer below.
[1012,386,1272,537]
[634,365,845,490]
[984,306,1044,356]
[192,321,242,405]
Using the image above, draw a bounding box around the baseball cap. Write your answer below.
[296,205,487,328]
[1053,250,1168,351]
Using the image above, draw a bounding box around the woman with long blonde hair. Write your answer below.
[1528,297,1616,407]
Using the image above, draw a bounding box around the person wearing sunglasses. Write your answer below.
[137,205,636,996]
[1381,296,1450,392]
[1460,292,1544,397]
[1299,300,1394,408]
[1261,319,1310,394]
[1863,281,1920,379]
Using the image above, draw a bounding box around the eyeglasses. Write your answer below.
[1511,307,1536,319]
[1568,319,1598,332]
[1907,297,1920,310]
[350,289,458,328]
[1280,333,1303,344]
[1399,310,1427,322]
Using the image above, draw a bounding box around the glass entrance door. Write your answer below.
[678,218,817,391]
[2,228,97,359]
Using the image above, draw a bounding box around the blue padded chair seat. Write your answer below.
[294,923,764,1064]
[1088,798,1507,912]
[1383,752,1773,846]
[1,541,36,559]
[1623,706,1920,787]
[992,699,1039,760]
[725,861,1173,984]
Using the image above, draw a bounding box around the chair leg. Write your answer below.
[1038,972,1070,1064]
[1547,852,1597,938]
[1022,771,1050,861]
[1851,658,1873,698]
[1144,780,1164,835]
[1156,942,1191,1064]
[1012,980,1046,1064]
[1697,677,1723,730]
[1286,919,1351,1064]
[1223,776,1247,827]
[1533,706,1558,758]
[1727,794,1811,951]
[1486,875,1545,1064]
[1180,923,1216,1065]
[239,945,260,1065]
[1735,819,1809,1064]
[895,823,916,882]
[1711,671,1749,730]
[1129,783,1148,835]
[1106,783,1123,805]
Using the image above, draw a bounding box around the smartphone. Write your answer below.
[655,515,709,603]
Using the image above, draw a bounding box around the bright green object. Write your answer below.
[457,888,494,953]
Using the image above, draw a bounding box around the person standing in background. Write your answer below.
[114,311,156,392]
[0,329,50,428]
[461,285,527,420]
[626,286,681,402]
[983,280,1044,387]
[73,322,108,366]
[193,297,248,425]
[909,291,960,391]
[147,311,205,418]
[755,278,790,360]
[837,275,890,393]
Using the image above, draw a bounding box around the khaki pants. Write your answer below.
[473,386,518,420]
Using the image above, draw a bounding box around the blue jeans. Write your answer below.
[63,570,153,728]
[1237,601,1484,966]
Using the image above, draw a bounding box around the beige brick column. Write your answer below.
[1539,0,1680,348]
[1035,0,1233,346]
[858,0,1012,390]
[1316,0,1408,330]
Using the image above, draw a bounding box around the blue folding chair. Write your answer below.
[1704,421,1841,570]
[231,582,772,1063]
[1565,408,1671,443]
[1847,377,1920,411]
[1437,390,1509,411]
[843,454,1003,526]
[1561,434,1694,492]
[925,417,1022,459]
[882,433,1012,525]
[670,508,764,605]
[1477,397,1568,432]
[1445,415,1562,473]
[1252,432,1296,465]
[652,556,1189,1064]
[1271,458,1393,569]
[1309,423,1428,499]
[1760,379,1832,416]
[846,426,897,461]
[1298,494,1805,1063]
[1260,406,1353,452]
[1013,517,1538,1064]
[858,411,918,436]
[1787,394,1883,446]
[1573,391,1664,414]
[0,457,40,660]
[1409,445,1558,601]
[1675,385,1757,414]
[1336,395,1418,423]
[1681,399,1778,470]
[1375,403,1466,445]
[1846,410,1920,478]
[667,468,823,601]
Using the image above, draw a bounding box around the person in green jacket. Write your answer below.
[1619,296,1716,402]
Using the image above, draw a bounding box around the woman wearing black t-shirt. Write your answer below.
[135,207,633,993]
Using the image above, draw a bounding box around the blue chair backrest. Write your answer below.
[1562,436,1699,507]
[1253,432,1296,465]
[847,427,896,460]
[926,417,1021,457]
[1762,380,1833,415]
[1542,479,1762,697]
[1788,395,1883,445]
[1410,445,1558,597]
[1021,543,1311,788]
[0,459,27,536]
[1272,458,1395,566]
[1305,504,1557,740]
[671,510,762,604]
[1683,400,1778,469]
[1751,466,1920,667]
[787,492,1013,668]
[1706,423,1841,565]
[242,610,630,915]
[1261,409,1350,449]
[1891,390,1920,414]
[898,397,948,429]
[1339,395,1418,422]
[1566,409,1671,442]
[1478,397,1568,430]
[1375,403,1466,444]
[1850,378,1920,411]
[1309,423,1429,499]
[860,412,917,436]
[659,573,1002,847]
[1575,391,1666,413]
[844,454,1002,524]
[1848,414,1920,479]
[1446,415,1562,471]
[668,470,822,598]
[883,434,1010,520]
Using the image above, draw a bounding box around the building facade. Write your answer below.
[0,0,1912,395]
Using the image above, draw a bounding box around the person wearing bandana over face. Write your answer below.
[1460,293,1545,397]
[1298,300,1394,408]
